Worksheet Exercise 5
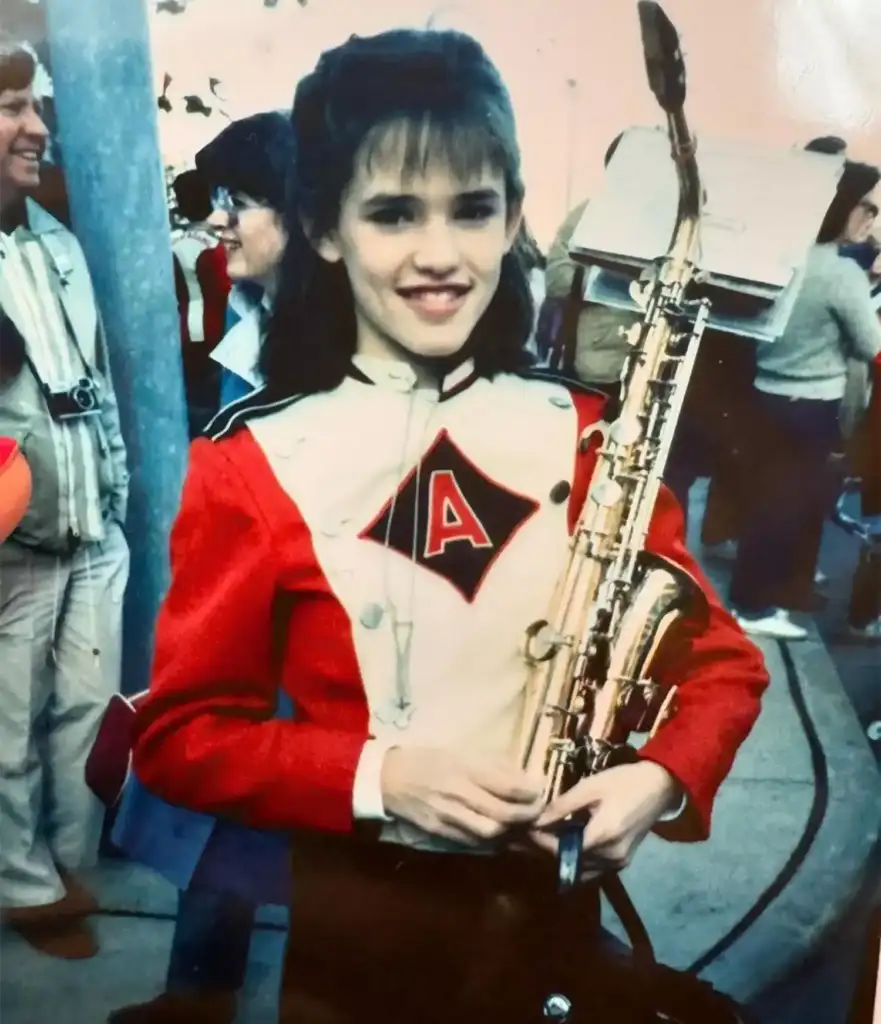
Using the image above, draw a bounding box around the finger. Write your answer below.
[535,776,604,828]
[466,762,544,804]
[579,867,603,883]
[529,829,625,877]
[528,830,558,857]
[455,780,544,826]
[438,802,508,844]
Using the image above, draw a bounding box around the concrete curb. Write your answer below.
[603,629,881,1005]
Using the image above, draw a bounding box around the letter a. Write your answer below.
[424,470,492,558]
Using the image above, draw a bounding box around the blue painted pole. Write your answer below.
[44,0,189,694]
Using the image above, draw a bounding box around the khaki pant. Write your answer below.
[0,523,129,908]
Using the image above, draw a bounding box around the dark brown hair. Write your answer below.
[0,35,36,95]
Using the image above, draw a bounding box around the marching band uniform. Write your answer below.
[132,357,768,1021]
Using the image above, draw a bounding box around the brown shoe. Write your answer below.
[107,991,238,1023]
[56,867,100,917]
[6,914,98,959]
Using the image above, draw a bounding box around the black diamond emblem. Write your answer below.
[360,429,539,602]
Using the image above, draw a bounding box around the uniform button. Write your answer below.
[549,394,572,409]
[359,603,385,629]
[549,481,571,504]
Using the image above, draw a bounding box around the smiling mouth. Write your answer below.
[396,284,474,319]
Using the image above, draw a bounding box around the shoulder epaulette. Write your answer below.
[514,366,613,402]
[203,386,306,443]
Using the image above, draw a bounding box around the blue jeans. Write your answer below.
[166,886,255,995]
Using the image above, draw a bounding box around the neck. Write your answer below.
[258,269,278,300]
[355,331,472,389]
[0,190,27,234]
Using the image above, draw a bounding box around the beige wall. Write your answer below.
[519,0,881,246]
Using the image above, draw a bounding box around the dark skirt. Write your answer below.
[277,831,750,1024]
[280,830,602,1024]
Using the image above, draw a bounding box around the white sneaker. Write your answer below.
[734,608,809,641]
[848,617,881,642]
[814,569,829,587]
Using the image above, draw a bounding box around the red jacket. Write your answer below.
[132,367,769,846]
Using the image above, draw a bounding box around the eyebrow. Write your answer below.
[360,188,503,208]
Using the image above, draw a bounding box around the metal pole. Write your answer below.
[44,0,189,694]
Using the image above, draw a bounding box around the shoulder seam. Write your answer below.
[514,367,611,401]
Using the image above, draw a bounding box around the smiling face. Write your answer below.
[206,191,287,286]
[315,121,522,368]
[0,83,47,207]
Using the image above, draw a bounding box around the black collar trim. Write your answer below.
[204,386,306,443]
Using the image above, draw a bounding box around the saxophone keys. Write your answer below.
[590,479,623,508]
[524,620,566,662]
[608,416,642,447]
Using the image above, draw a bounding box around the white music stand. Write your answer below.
[568,126,846,342]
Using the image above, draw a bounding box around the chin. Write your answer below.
[11,170,40,191]
[402,335,471,363]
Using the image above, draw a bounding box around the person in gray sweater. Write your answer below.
[729,160,881,640]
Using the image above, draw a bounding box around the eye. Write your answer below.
[454,201,498,223]
[366,205,415,227]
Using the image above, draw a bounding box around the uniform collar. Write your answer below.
[349,353,479,400]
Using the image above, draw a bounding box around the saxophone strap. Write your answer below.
[600,872,656,964]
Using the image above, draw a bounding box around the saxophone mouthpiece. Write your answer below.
[637,1,687,113]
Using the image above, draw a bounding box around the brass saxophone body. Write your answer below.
[517,1,712,891]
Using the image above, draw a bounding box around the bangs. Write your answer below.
[359,116,514,192]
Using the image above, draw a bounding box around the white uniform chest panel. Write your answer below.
[249,374,582,754]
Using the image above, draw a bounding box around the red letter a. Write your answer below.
[424,470,492,558]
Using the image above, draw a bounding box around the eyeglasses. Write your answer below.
[209,187,260,227]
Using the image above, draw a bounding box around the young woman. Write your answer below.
[200,112,291,405]
[131,29,769,1024]
[729,162,881,641]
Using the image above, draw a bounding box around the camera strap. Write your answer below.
[20,287,98,405]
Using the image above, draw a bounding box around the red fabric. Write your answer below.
[133,392,768,843]
[174,242,231,352]
[0,439,32,544]
[133,432,371,835]
[0,436,17,469]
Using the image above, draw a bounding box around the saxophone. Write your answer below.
[517,0,712,893]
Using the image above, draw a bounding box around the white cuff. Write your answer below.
[352,739,397,821]
[658,793,687,822]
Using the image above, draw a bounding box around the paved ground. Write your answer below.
[1,482,879,1024]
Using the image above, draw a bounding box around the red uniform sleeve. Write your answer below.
[131,436,367,833]
[637,485,770,842]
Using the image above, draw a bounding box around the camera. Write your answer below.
[44,377,100,422]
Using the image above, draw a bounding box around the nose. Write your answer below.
[22,104,48,140]
[412,218,460,274]
[206,208,230,230]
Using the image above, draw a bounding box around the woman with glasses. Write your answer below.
[108,112,295,1024]
[201,116,291,407]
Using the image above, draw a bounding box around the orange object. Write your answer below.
[0,438,32,543]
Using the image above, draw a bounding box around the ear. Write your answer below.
[314,233,343,264]
[299,214,344,264]
[504,201,524,254]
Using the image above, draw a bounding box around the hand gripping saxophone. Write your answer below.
[517,0,713,899]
